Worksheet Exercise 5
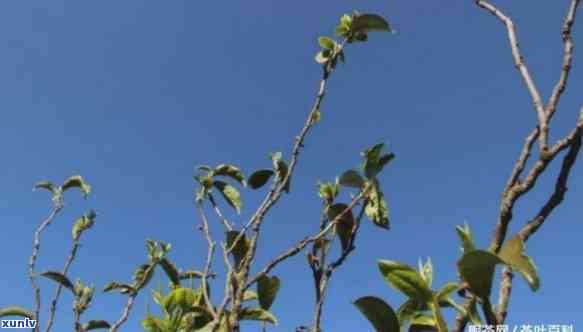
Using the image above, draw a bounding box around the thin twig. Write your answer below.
[208,194,234,231]
[245,191,366,289]
[476,0,548,150]
[196,202,218,318]
[29,205,62,332]
[547,0,581,120]
[109,293,137,332]
[45,238,81,332]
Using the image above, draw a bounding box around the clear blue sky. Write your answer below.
[1,1,582,331]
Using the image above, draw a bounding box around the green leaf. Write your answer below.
[62,175,92,198]
[163,287,197,313]
[226,231,250,269]
[243,290,259,302]
[33,181,56,194]
[83,320,111,331]
[133,263,156,291]
[327,203,356,251]
[0,306,35,320]
[159,258,181,287]
[352,13,391,34]
[103,282,136,294]
[435,282,458,303]
[40,271,74,292]
[240,307,278,326]
[457,250,503,299]
[270,152,290,193]
[418,258,433,288]
[498,236,540,291]
[409,314,438,332]
[142,315,165,332]
[257,275,280,310]
[318,181,339,203]
[455,223,475,253]
[467,301,482,325]
[318,36,336,50]
[353,296,400,332]
[315,51,330,64]
[339,170,365,188]
[212,164,246,186]
[378,260,433,304]
[248,170,275,189]
[396,299,423,329]
[213,180,242,214]
[362,143,394,179]
[365,183,390,229]
[72,210,97,241]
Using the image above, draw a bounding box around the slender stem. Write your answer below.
[109,293,137,332]
[29,205,62,332]
[45,239,81,332]
[196,202,218,318]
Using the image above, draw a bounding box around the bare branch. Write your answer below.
[45,238,81,332]
[208,194,234,232]
[495,267,514,324]
[109,293,137,332]
[29,205,62,332]
[547,0,581,120]
[196,202,218,318]
[519,130,582,241]
[476,0,548,149]
[504,128,539,193]
[245,190,366,289]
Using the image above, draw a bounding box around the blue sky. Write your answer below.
[1,1,582,331]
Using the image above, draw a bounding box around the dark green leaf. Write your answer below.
[212,164,246,186]
[378,260,433,304]
[353,296,400,332]
[62,175,91,198]
[240,307,278,325]
[396,299,423,329]
[498,236,540,291]
[83,320,111,331]
[133,263,156,291]
[248,170,275,189]
[213,180,242,214]
[327,203,355,251]
[352,13,391,33]
[457,250,503,299]
[33,181,56,194]
[339,170,365,188]
[179,270,204,280]
[257,275,280,310]
[103,282,135,294]
[226,231,249,269]
[0,306,35,320]
[40,271,74,292]
[318,36,336,50]
[315,51,330,64]
[159,258,181,287]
